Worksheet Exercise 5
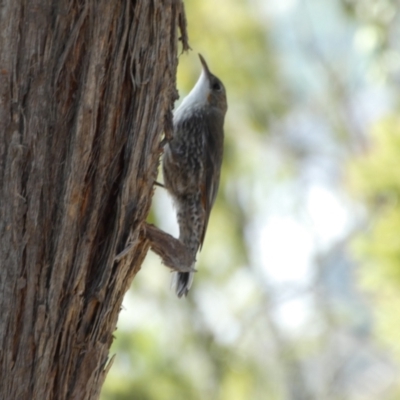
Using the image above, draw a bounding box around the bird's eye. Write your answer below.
[212,82,222,91]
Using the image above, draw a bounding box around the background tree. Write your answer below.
[0,1,188,399]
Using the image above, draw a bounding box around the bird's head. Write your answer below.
[198,54,227,114]
[178,54,227,116]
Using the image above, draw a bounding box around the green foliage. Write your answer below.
[102,329,202,400]
[102,322,280,400]
[350,116,400,369]
[351,117,400,283]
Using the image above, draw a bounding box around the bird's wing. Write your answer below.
[199,118,224,249]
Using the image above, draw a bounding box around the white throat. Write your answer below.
[174,70,210,120]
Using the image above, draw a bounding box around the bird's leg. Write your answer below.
[154,181,165,188]
[160,135,172,149]
[160,112,174,149]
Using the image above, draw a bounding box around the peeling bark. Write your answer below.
[0,1,188,399]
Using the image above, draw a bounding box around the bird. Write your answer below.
[162,54,227,297]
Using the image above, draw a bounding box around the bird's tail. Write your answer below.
[173,193,203,297]
[172,270,195,298]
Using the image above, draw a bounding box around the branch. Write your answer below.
[144,223,195,273]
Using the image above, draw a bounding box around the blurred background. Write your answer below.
[102,0,400,399]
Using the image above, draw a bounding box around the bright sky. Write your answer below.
[258,184,352,332]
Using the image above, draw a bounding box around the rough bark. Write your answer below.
[0,1,188,399]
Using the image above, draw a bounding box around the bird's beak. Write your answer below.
[198,54,212,80]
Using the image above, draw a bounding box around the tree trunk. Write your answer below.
[0,1,188,398]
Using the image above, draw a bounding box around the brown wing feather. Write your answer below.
[199,118,224,249]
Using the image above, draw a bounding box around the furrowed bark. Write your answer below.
[0,1,188,399]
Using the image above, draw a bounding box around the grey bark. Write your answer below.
[0,0,188,399]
